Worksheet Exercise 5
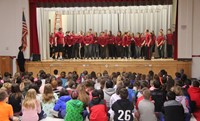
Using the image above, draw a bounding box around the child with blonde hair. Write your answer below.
[41,84,58,117]
[21,89,41,121]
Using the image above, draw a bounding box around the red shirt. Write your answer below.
[65,35,74,46]
[145,33,151,45]
[157,36,164,45]
[107,35,115,44]
[98,36,107,46]
[141,36,145,46]
[55,32,64,45]
[115,36,122,46]
[122,35,131,47]
[166,33,173,45]
[93,36,98,44]
[83,35,93,45]
[49,36,55,45]
[150,36,156,45]
[134,37,141,47]
[73,35,80,44]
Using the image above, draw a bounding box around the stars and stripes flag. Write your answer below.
[21,11,28,50]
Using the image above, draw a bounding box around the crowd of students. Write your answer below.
[0,69,199,121]
[49,28,174,60]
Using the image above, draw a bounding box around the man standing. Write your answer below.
[17,46,25,72]
[55,28,65,60]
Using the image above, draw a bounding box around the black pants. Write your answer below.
[84,44,92,58]
[158,45,164,58]
[100,46,107,59]
[150,45,155,58]
[66,45,73,59]
[123,47,128,58]
[72,43,80,58]
[92,44,100,58]
[131,43,135,58]
[141,46,145,59]
[116,45,123,58]
[167,44,173,58]
[144,46,151,60]
[108,44,116,58]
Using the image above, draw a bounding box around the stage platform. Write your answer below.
[26,59,191,78]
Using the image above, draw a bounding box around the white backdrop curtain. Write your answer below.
[37,8,50,60]
[37,5,172,59]
[45,5,172,35]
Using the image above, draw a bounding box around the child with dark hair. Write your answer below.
[104,80,115,109]
[187,80,200,121]
[64,90,83,121]
[163,91,184,121]
[0,89,14,121]
[53,69,59,78]
[151,79,166,121]
[89,89,108,121]
[8,83,23,116]
[112,88,134,121]
[53,88,71,118]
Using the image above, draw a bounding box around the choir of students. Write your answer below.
[50,28,174,60]
[0,69,199,121]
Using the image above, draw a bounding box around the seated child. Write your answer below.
[112,88,134,121]
[89,89,108,121]
[0,89,14,121]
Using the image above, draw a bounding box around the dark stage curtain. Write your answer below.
[173,0,178,60]
[30,2,40,55]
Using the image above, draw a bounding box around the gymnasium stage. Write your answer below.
[25,59,191,78]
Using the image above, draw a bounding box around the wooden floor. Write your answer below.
[26,59,191,78]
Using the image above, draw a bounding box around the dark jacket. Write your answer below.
[151,88,166,112]
[163,100,184,121]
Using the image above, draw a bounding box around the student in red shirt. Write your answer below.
[65,31,75,59]
[49,33,55,59]
[99,32,108,59]
[122,32,129,59]
[55,28,65,60]
[72,33,81,59]
[107,31,116,59]
[134,32,141,59]
[83,32,93,59]
[156,32,165,58]
[166,29,173,58]
[150,31,156,59]
[144,29,152,60]
[92,32,100,59]
[115,31,123,58]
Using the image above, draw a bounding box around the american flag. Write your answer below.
[21,11,28,50]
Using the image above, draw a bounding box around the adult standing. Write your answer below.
[17,46,25,72]
[54,28,65,60]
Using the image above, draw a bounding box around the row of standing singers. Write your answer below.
[50,28,174,60]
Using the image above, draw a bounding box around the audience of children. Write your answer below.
[0,68,199,121]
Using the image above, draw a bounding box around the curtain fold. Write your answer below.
[37,8,50,60]
[29,2,40,55]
